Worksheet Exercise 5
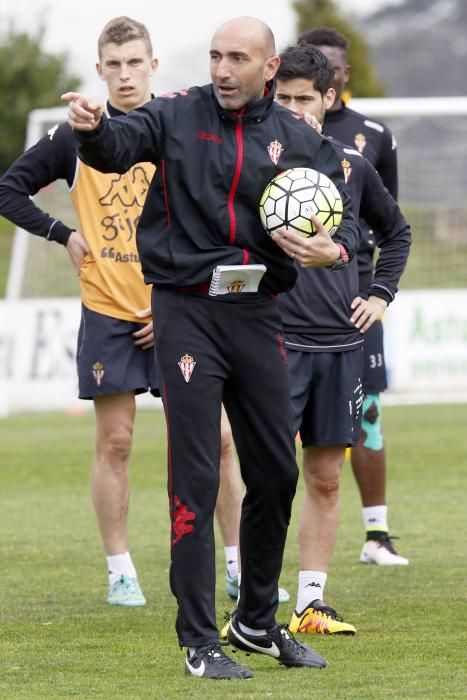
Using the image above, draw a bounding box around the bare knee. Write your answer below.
[302,447,343,504]
[94,394,136,473]
[96,425,133,469]
[309,471,340,502]
[303,450,342,504]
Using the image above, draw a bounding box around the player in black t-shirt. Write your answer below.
[299,27,409,567]
[273,44,411,636]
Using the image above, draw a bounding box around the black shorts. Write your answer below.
[362,320,387,394]
[76,305,159,400]
[287,348,364,448]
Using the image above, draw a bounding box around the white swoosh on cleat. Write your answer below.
[185,658,205,677]
[231,625,280,658]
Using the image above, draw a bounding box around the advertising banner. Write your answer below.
[2,291,467,415]
[383,289,467,402]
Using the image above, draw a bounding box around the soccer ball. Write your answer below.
[259,167,343,237]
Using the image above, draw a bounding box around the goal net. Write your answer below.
[350,97,467,290]
[6,96,467,298]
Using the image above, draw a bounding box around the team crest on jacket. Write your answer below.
[267,139,284,165]
[92,361,104,386]
[178,353,196,383]
[354,132,367,153]
[341,158,352,184]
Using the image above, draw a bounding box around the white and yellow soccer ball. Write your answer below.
[259,167,343,237]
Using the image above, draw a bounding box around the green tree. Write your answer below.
[293,0,386,98]
[0,24,81,175]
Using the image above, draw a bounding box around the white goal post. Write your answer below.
[6,107,71,300]
[351,95,467,116]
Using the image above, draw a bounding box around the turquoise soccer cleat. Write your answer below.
[225,571,290,603]
[107,574,146,607]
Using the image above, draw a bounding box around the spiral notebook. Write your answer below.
[208,264,267,296]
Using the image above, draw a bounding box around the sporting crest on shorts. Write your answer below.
[267,139,284,165]
[92,361,104,386]
[341,158,352,184]
[178,353,196,383]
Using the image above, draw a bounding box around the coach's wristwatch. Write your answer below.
[327,243,350,271]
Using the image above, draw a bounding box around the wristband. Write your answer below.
[327,243,350,271]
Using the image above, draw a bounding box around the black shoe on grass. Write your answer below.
[227,614,326,669]
[185,642,253,679]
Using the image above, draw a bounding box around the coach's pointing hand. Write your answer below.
[61,92,105,131]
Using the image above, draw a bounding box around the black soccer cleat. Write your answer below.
[227,614,327,669]
[184,642,253,679]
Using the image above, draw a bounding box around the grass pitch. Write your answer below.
[1,404,466,699]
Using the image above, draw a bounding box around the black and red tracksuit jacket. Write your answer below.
[75,82,359,296]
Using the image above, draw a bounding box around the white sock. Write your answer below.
[238,620,267,636]
[363,505,388,534]
[224,546,239,579]
[296,570,327,613]
[107,552,137,586]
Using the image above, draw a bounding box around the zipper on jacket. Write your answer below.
[227,111,244,246]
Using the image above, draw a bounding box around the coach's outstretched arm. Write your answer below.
[62,91,161,174]
[62,92,104,131]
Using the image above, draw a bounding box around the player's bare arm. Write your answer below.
[133,307,154,349]
[271,215,342,269]
[66,230,91,272]
[61,92,104,131]
[350,295,388,334]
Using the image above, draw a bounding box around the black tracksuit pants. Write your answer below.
[152,287,298,647]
